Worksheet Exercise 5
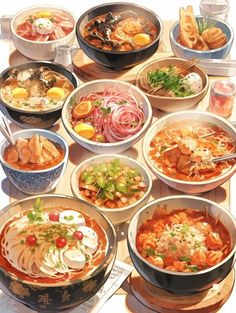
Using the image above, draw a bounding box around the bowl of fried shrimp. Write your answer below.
[170,5,234,59]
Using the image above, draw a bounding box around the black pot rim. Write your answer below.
[76,2,163,55]
[0,61,78,115]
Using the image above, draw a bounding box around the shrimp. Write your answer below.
[39,136,60,158]
[165,265,177,271]
[190,147,212,163]
[206,232,223,250]
[173,261,187,271]
[195,222,212,235]
[177,136,197,155]
[147,256,164,268]
[28,134,43,164]
[206,251,223,266]
[191,250,206,266]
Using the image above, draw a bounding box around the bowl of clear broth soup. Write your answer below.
[0,61,77,129]
[11,5,76,60]
[0,194,117,311]
[128,195,236,294]
[76,2,163,69]
[143,110,236,194]
[0,129,69,194]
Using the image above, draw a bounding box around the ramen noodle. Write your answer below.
[1,67,74,111]
[136,207,231,272]
[149,120,235,181]
[0,199,107,283]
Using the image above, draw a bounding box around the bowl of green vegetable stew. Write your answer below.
[136,57,209,112]
[70,154,152,225]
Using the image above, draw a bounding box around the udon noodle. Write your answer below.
[0,199,107,283]
[149,120,235,181]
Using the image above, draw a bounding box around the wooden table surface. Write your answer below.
[4,19,236,313]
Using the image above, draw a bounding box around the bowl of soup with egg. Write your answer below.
[143,110,236,194]
[128,195,236,294]
[0,194,117,311]
[0,61,77,128]
[11,5,76,60]
[76,2,163,69]
[0,128,69,194]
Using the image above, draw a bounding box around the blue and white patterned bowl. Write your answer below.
[170,16,234,59]
[0,129,69,194]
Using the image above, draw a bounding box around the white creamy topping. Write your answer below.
[32,18,53,35]
[59,210,85,226]
[77,225,99,254]
[63,248,86,269]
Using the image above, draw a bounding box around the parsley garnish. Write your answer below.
[27,198,43,223]
[100,107,111,115]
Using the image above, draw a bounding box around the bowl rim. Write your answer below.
[0,194,117,287]
[11,5,76,44]
[61,79,153,147]
[142,110,236,186]
[70,153,153,212]
[128,195,236,276]
[0,128,69,173]
[136,56,209,100]
[0,61,79,115]
[76,1,163,55]
[169,15,234,54]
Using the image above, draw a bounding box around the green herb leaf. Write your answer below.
[100,107,111,115]
[144,248,156,256]
[187,265,199,272]
[179,256,191,262]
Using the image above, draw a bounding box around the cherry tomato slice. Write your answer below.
[49,211,60,222]
[72,100,93,119]
[73,230,84,240]
[26,235,37,246]
[56,237,67,248]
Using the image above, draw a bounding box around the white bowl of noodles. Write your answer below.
[62,79,152,154]
[143,111,236,194]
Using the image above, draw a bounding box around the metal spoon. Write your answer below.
[212,153,236,163]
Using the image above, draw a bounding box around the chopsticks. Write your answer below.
[175,57,199,75]
[0,117,15,145]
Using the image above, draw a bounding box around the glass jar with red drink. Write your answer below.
[208,80,235,117]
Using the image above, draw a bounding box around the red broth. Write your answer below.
[3,136,65,171]
[0,206,107,284]
[136,208,231,272]
[83,11,157,51]
[149,120,236,181]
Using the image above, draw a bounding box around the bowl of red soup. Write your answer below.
[71,154,152,224]
[0,128,68,194]
[11,5,76,60]
[62,79,152,154]
[0,194,117,311]
[143,110,236,194]
[76,2,163,69]
[128,195,236,294]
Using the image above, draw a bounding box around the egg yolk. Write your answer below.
[12,87,29,99]
[47,87,65,100]
[133,33,151,46]
[37,11,53,19]
[122,21,142,35]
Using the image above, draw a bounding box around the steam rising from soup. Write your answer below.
[149,120,236,181]
[83,10,158,51]
[1,67,74,111]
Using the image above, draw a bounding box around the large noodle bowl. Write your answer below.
[149,120,236,181]
[0,199,107,284]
